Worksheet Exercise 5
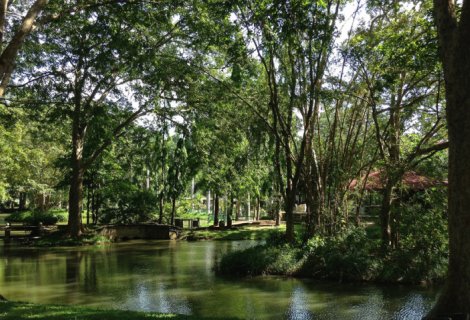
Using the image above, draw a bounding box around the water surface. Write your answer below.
[0,240,438,319]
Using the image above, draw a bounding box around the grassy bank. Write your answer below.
[11,224,283,247]
[182,225,285,241]
[217,227,448,284]
[0,301,231,320]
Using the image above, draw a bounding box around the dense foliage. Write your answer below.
[0,0,452,287]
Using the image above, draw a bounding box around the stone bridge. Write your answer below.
[98,224,180,241]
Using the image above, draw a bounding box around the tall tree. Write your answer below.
[15,2,191,236]
[350,5,447,249]
[426,0,470,316]
[233,0,342,242]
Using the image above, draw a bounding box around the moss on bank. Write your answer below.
[0,301,231,320]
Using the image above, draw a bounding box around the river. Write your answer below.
[0,240,438,319]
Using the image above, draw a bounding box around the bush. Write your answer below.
[217,200,448,284]
[378,189,448,283]
[217,244,300,276]
[298,228,378,281]
[265,230,288,246]
[218,228,376,280]
[5,209,66,225]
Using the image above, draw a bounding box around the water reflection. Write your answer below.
[0,240,439,319]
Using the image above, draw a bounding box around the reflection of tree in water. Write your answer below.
[65,251,83,284]
[83,253,98,293]
[169,241,177,282]
[64,251,83,304]
[64,251,99,299]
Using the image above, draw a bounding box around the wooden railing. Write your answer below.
[0,223,45,240]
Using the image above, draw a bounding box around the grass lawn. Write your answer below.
[0,301,232,320]
[183,224,285,241]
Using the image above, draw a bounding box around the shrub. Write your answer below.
[378,189,448,283]
[298,228,378,281]
[265,229,288,246]
[5,209,66,225]
[217,244,300,276]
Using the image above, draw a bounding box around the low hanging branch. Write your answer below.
[0,0,48,97]
[414,140,449,156]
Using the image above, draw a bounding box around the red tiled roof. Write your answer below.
[349,171,447,191]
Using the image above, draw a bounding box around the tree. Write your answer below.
[15,2,193,236]
[233,0,342,242]
[167,136,190,226]
[426,0,470,316]
[350,4,448,249]
[0,102,67,209]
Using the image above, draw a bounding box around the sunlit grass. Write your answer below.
[184,225,285,241]
[0,301,232,320]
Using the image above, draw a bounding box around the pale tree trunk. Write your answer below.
[0,0,8,48]
[247,194,250,221]
[426,0,470,316]
[207,190,211,215]
[235,199,240,221]
[146,168,150,190]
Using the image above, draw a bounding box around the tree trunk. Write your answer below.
[68,164,84,237]
[380,180,394,250]
[285,189,296,243]
[256,196,260,221]
[18,192,26,210]
[247,194,251,221]
[306,189,321,238]
[95,185,101,225]
[67,107,85,238]
[159,191,164,224]
[170,196,176,226]
[214,193,219,226]
[235,199,240,221]
[86,183,91,226]
[426,81,470,315]
[91,187,97,224]
[227,193,233,228]
[426,1,470,316]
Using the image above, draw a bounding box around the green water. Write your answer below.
[0,240,438,319]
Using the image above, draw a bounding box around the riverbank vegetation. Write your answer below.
[0,301,226,320]
[0,0,469,316]
[219,189,448,284]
